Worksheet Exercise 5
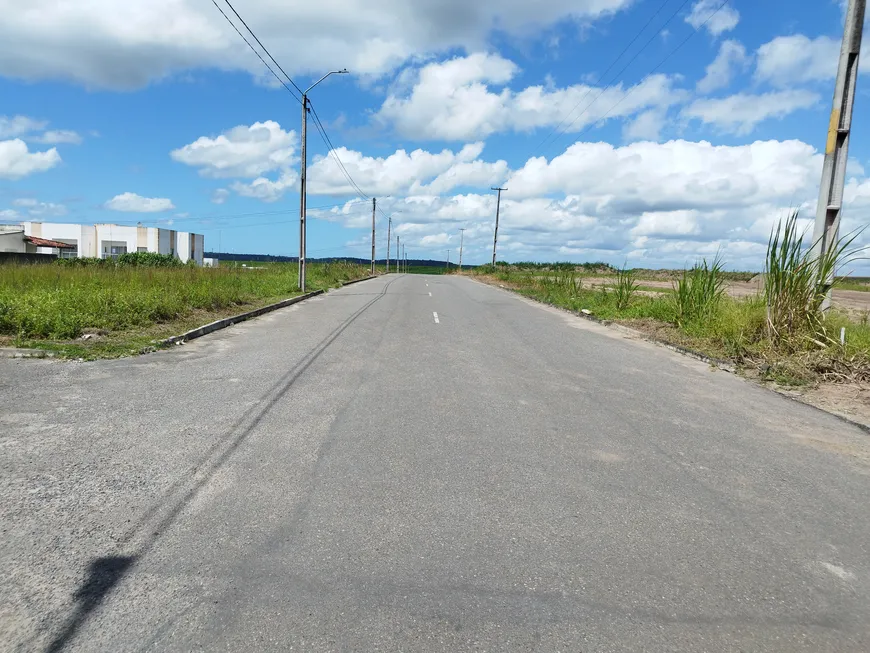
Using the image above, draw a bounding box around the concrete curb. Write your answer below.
[160,290,325,346]
[160,275,377,346]
[339,275,378,287]
[1,276,377,360]
[0,347,56,359]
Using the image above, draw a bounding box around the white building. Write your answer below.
[1,222,205,264]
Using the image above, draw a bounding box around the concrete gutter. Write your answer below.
[160,290,324,346]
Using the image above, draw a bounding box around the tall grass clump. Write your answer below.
[613,264,638,310]
[764,210,862,346]
[673,254,726,327]
[534,267,581,303]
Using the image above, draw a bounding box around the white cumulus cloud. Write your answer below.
[377,53,687,140]
[0,139,62,179]
[0,115,48,138]
[697,40,748,93]
[301,137,870,272]
[211,188,230,205]
[681,90,820,135]
[171,120,297,178]
[231,171,299,203]
[29,129,83,145]
[0,0,633,89]
[12,198,67,216]
[686,0,740,37]
[755,35,840,87]
[309,141,507,196]
[104,192,175,213]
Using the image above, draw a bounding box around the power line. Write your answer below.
[534,0,675,153]
[565,0,733,146]
[308,100,370,199]
[540,0,694,156]
[218,0,305,97]
[210,0,302,104]
[308,102,368,199]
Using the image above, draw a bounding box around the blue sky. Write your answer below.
[1,0,868,269]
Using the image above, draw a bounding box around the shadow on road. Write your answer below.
[45,556,137,653]
[43,277,398,652]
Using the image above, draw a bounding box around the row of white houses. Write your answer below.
[0,222,205,264]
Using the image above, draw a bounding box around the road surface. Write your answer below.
[2,274,869,652]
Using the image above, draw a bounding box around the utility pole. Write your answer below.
[446,250,450,270]
[371,197,377,274]
[298,69,348,291]
[812,0,865,310]
[298,94,308,290]
[397,236,401,273]
[458,228,465,271]
[386,216,392,273]
[491,187,507,267]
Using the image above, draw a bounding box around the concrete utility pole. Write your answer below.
[459,228,465,271]
[298,69,348,291]
[371,197,377,275]
[386,216,392,273]
[446,250,450,270]
[298,94,307,289]
[812,0,866,310]
[491,187,507,267]
[397,236,400,273]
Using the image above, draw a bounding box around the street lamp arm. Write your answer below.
[304,69,349,95]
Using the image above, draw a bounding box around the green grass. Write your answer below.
[0,260,370,357]
[834,280,870,292]
[472,262,870,386]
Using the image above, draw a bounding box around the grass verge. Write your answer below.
[0,260,370,359]
[468,265,870,387]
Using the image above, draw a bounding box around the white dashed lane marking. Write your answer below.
[433,312,440,324]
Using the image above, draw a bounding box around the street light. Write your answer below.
[298,69,349,291]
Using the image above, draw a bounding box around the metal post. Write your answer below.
[812,0,866,310]
[371,197,376,274]
[298,69,348,292]
[386,216,391,273]
[491,187,507,267]
[298,93,308,291]
[459,228,465,271]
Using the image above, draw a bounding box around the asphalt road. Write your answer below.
[3,274,870,652]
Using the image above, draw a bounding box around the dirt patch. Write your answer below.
[797,383,870,429]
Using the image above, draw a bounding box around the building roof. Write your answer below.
[24,235,76,248]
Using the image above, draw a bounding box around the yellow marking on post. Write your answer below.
[826,109,840,154]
